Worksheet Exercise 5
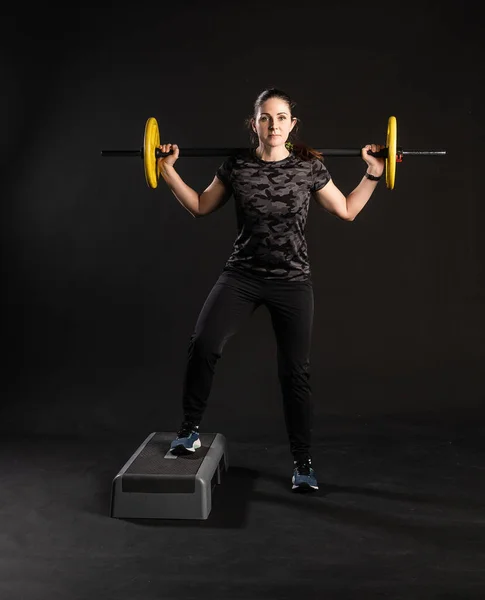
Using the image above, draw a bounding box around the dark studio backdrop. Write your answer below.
[1,2,483,443]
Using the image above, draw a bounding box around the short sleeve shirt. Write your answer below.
[216,149,331,281]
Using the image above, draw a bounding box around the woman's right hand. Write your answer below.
[158,143,179,168]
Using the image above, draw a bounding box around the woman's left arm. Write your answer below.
[313,144,385,221]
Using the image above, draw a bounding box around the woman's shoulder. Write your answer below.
[290,152,327,171]
[223,148,254,167]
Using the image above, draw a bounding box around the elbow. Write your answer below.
[194,203,206,218]
[193,196,203,218]
[345,206,357,221]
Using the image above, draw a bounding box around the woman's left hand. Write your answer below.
[362,144,385,176]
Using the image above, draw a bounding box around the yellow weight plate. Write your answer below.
[144,117,160,189]
[386,116,397,190]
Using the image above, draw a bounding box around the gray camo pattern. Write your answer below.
[216,150,331,281]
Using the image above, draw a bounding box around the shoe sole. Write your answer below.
[292,476,318,492]
[170,439,201,456]
[292,483,318,492]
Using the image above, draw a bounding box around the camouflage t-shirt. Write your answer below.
[216,149,331,281]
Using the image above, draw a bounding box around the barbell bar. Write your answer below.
[101,116,447,190]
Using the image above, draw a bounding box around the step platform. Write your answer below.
[110,431,228,520]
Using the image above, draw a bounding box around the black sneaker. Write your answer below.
[292,455,318,492]
[170,421,201,455]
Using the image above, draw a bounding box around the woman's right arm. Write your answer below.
[158,143,231,218]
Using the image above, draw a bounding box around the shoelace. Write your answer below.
[294,460,312,476]
[178,422,198,437]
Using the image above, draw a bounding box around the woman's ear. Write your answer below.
[251,118,257,133]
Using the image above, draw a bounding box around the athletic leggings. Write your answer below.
[181,268,315,458]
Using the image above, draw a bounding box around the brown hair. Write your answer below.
[246,87,323,162]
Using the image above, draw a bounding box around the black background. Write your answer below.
[2,1,483,441]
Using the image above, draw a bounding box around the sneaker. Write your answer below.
[292,456,318,492]
[170,421,201,455]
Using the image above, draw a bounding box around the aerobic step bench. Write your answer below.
[110,432,228,520]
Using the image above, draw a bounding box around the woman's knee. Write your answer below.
[278,358,311,381]
[188,332,223,359]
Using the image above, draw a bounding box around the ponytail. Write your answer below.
[285,140,323,162]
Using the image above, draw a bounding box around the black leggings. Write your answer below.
[181,268,315,458]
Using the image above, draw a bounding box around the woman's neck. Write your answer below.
[255,144,290,162]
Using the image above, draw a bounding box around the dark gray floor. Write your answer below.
[1,413,484,600]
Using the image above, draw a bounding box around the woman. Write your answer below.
[158,88,385,492]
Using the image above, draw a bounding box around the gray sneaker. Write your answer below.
[292,456,318,492]
[170,422,201,455]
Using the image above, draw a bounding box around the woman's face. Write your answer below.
[252,97,297,147]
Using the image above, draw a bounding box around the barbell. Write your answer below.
[100,116,446,190]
